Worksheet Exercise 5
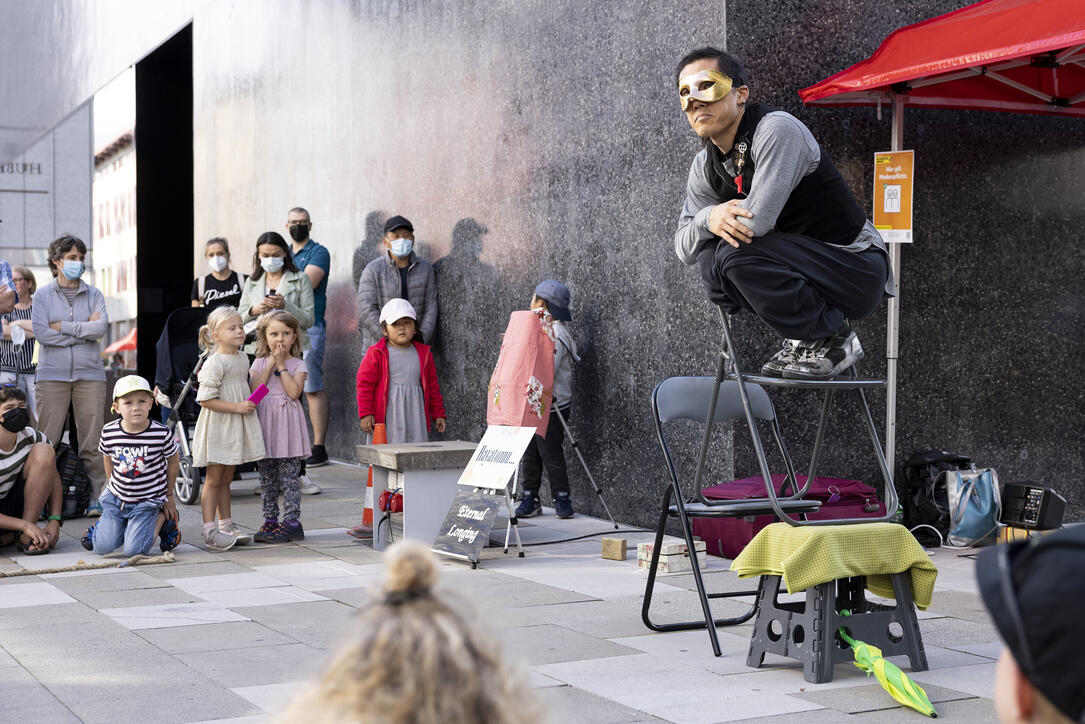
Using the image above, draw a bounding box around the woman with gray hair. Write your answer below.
[31,234,109,517]
[1,265,39,417]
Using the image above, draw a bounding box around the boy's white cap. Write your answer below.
[380,298,417,325]
[112,374,153,400]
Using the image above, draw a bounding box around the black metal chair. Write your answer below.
[643,310,904,657]
[715,310,900,526]
[641,376,822,657]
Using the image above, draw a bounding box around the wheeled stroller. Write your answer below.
[154,307,210,504]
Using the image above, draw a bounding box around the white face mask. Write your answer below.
[208,255,228,273]
[389,237,414,258]
[260,257,284,273]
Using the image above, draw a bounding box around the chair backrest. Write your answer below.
[652,377,775,425]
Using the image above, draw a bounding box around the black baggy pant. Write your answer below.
[698,232,889,341]
[521,407,570,496]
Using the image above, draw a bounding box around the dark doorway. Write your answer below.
[134,24,193,382]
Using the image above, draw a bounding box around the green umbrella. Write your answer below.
[838,611,938,718]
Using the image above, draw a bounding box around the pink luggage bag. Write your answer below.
[691,475,887,558]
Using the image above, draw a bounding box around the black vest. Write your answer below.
[704,103,866,245]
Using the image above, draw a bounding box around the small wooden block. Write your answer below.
[601,537,628,561]
[637,539,706,560]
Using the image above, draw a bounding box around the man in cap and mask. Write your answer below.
[357,215,438,352]
[674,48,894,379]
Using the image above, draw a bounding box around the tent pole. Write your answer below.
[885,95,904,488]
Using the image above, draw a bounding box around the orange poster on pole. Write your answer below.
[873,150,915,243]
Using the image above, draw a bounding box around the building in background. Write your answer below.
[91,68,137,368]
[92,131,136,368]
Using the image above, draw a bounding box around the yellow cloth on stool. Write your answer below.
[730,522,937,609]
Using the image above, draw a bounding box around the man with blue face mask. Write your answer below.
[356,215,438,354]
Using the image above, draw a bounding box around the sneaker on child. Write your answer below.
[783,322,864,379]
[80,521,97,551]
[85,500,103,518]
[159,519,181,552]
[254,520,279,543]
[554,492,575,519]
[515,491,542,518]
[265,521,304,543]
[202,527,238,551]
[218,520,252,545]
[298,474,322,495]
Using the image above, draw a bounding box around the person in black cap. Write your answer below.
[976,524,1085,724]
[356,215,438,351]
[515,279,581,519]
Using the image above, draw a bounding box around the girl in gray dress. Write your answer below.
[355,298,446,444]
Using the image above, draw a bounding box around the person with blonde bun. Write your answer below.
[279,541,547,724]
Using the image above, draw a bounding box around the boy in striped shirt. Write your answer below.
[82,375,181,555]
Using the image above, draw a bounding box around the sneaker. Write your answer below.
[554,492,575,519]
[783,322,864,380]
[80,522,97,551]
[202,528,238,551]
[298,474,322,495]
[515,491,542,518]
[305,445,329,468]
[159,519,181,552]
[218,521,253,546]
[264,521,305,543]
[253,520,279,543]
[85,501,103,518]
[760,339,805,377]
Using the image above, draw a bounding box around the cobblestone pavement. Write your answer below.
[0,462,998,723]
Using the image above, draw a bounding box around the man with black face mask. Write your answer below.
[287,207,332,483]
[0,386,62,554]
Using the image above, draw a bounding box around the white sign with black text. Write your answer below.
[456,425,538,492]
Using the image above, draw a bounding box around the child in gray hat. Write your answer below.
[516,280,581,519]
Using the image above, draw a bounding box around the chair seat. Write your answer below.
[669,498,822,518]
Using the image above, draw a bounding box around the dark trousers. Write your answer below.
[521,407,570,497]
[698,232,889,341]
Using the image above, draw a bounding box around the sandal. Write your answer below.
[16,537,50,556]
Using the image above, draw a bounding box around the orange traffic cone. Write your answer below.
[350,423,386,539]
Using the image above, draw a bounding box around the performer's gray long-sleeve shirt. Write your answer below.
[674,111,895,296]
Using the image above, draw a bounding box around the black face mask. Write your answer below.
[1,407,29,433]
[289,224,309,242]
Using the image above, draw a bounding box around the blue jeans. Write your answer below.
[303,322,325,393]
[93,489,163,556]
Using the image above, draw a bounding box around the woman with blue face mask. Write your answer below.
[30,234,110,517]
[238,232,314,356]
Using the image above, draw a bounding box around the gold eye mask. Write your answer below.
[678,69,733,111]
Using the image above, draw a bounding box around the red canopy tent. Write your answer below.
[798,0,1085,474]
[104,327,137,354]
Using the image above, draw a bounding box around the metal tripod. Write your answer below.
[503,407,619,551]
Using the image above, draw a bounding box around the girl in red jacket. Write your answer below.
[356,299,447,444]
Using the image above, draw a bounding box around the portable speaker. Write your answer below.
[999,483,1065,530]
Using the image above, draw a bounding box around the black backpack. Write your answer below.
[56,443,93,519]
[900,450,973,546]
